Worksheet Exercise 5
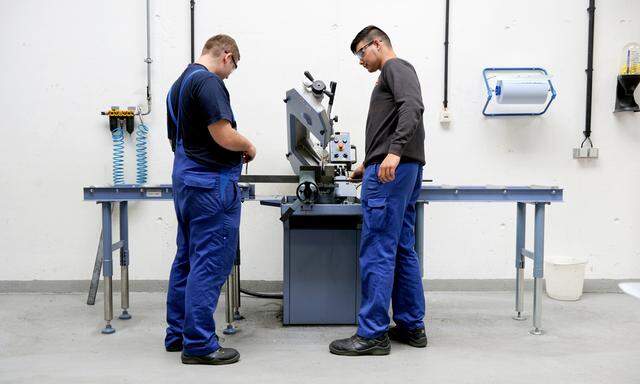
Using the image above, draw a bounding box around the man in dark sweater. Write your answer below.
[330,26,427,356]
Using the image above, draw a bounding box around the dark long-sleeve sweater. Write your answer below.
[364,57,425,166]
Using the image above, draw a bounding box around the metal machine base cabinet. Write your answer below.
[283,214,362,325]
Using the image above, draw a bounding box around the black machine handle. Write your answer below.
[327,81,337,106]
[304,71,315,82]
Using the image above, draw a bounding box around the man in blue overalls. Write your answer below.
[330,26,427,356]
[164,35,256,365]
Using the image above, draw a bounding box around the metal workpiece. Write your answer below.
[334,176,358,199]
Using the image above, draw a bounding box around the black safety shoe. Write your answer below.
[165,342,183,352]
[329,333,391,356]
[181,348,240,365]
[388,325,428,348]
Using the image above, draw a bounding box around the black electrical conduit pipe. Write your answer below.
[583,0,595,147]
[443,0,450,109]
[190,0,195,63]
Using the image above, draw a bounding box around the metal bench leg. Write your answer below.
[87,229,104,306]
[530,203,545,335]
[101,203,115,334]
[119,201,131,320]
[223,277,237,335]
[513,202,527,321]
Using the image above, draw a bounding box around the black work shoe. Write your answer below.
[389,325,428,348]
[329,333,391,356]
[165,342,183,352]
[181,348,240,365]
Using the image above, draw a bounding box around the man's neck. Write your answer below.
[379,50,398,69]
[195,55,224,78]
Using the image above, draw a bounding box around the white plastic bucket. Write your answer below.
[544,257,588,301]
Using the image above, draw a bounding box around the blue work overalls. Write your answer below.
[164,69,243,355]
[357,162,425,338]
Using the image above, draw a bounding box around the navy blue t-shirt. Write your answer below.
[167,63,242,170]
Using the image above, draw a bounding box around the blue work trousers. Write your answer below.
[357,162,425,338]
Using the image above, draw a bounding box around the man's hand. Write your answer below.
[243,144,257,163]
[377,153,401,183]
[350,163,364,181]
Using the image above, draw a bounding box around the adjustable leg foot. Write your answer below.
[102,321,116,334]
[529,327,544,336]
[119,310,132,320]
[223,324,237,335]
[512,311,527,321]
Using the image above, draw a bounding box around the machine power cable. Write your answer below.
[240,287,283,300]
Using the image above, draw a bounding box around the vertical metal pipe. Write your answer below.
[235,235,242,315]
[190,0,195,63]
[530,278,543,335]
[530,203,546,335]
[230,268,239,313]
[533,203,546,280]
[101,203,115,334]
[104,278,114,330]
[119,202,131,319]
[141,0,153,115]
[583,0,595,140]
[443,0,450,109]
[513,202,526,320]
[233,265,240,312]
[225,279,234,324]
[223,277,236,334]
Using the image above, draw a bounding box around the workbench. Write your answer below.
[83,183,562,336]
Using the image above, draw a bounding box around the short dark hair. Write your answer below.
[350,25,392,54]
[202,34,240,61]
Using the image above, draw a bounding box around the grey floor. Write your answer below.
[0,292,639,384]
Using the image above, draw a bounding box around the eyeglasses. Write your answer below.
[225,51,237,69]
[355,40,375,60]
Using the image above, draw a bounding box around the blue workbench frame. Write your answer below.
[84,184,563,336]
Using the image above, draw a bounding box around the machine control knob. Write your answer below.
[311,80,326,96]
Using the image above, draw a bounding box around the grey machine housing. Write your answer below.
[272,72,362,324]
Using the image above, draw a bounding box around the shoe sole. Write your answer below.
[389,334,428,348]
[181,354,240,365]
[329,344,390,356]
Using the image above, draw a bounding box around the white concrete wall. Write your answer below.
[1,0,639,282]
